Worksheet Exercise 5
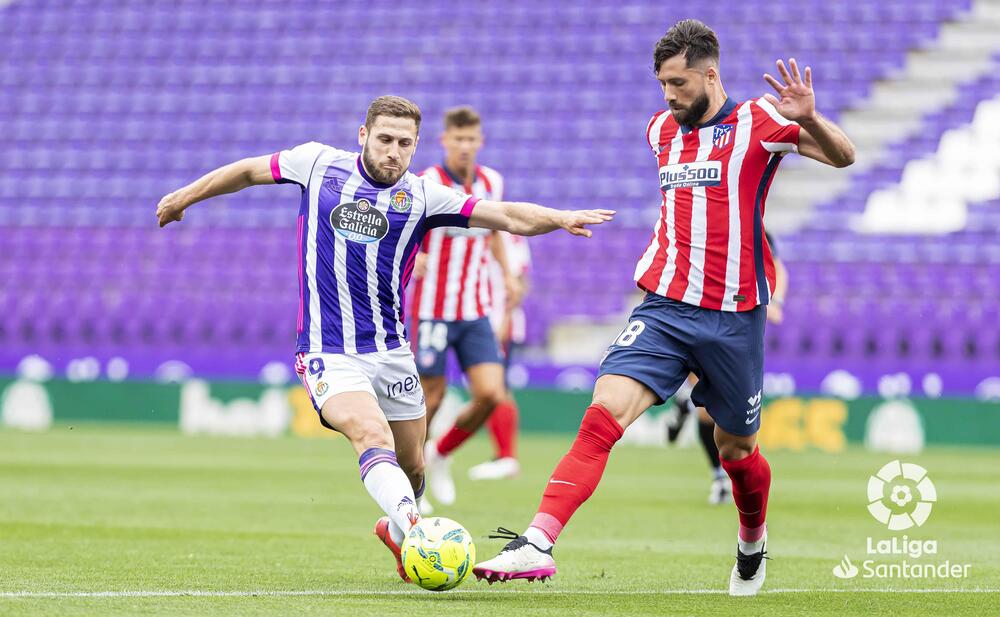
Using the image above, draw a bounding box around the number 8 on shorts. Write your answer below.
[614,320,646,346]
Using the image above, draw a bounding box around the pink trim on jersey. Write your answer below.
[296,214,305,333]
[270,152,282,183]
[402,245,419,292]
[461,197,480,218]
[295,353,314,401]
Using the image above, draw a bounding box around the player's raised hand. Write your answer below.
[559,209,615,238]
[155,192,187,227]
[763,58,815,123]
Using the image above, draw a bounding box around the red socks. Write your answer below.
[436,425,474,457]
[720,446,771,541]
[487,399,519,459]
[530,404,624,543]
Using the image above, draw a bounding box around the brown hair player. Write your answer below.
[409,106,525,512]
[473,19,853,596]
[155,95,614,584]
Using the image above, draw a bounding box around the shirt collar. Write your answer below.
[356,156,396,189]
[680,97,738,134]
[441,162,479,189]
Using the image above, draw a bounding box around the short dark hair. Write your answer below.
[365,95,422,132]
[653,19,720,74]
[443,106,481,130]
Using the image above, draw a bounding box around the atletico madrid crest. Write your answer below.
[713,124,734,150]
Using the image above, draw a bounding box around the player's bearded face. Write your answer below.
[658,56,713,126]
[360,117,418,185]
[670,88,710,126]
[362,144,405,185]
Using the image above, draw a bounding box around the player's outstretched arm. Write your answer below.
[763,58,855,168]
[155,155,275,227]
[469,200,614,238]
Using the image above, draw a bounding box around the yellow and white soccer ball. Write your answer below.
[401,517,476,591]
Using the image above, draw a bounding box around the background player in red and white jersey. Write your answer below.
[467,231,532,481]
[475,19,854,596]
[409,106,520,512]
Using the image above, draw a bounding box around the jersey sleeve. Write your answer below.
[269,141,325,187]
[421,177,480,229]
[645,111,667,157]
[753,98,801,154]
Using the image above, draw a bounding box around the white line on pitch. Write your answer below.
[1,588,997,598]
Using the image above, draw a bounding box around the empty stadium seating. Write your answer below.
[2,0,995,393]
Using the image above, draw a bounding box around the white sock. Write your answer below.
[524,526,554,551]
[738,526,767,555]
[388,520,405,545]
[359,448,419,543]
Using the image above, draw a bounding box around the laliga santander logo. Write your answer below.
[832,460,971,581]
[832,555,859,579]
[866,460,937,531]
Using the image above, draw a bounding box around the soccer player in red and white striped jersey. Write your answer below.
[475,19,854,595]
[467,231,532,481]
[408,106,521,513]
[412,165,504,323]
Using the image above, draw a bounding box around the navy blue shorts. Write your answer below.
[413,317,503,377]
[598,293,766,436]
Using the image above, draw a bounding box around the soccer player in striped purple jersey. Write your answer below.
[155,96,613,583]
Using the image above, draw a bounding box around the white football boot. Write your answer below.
[729,529,768,596]
[473,529,557,583]
[424,440,456,505]
[468,457,520,481]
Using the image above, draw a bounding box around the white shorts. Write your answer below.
[294,344,426,425]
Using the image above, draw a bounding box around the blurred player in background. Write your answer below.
[474,20,853,596]
[667,230,788,505]
[409,106,520,512]
[154,95,614,583]
[467,230,532,481]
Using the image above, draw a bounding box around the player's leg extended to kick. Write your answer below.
[425,362,505,506]
[473,374,656,583]
[320,392,421,583]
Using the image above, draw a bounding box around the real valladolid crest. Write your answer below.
[832,460,972,581]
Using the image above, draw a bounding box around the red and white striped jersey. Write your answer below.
[488,231,532,343]
[411,164,504,321]
[634,97,800,312]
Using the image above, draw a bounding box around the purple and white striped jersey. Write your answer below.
[270,142,480,354]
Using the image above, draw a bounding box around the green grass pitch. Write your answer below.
[1,424,997,616]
